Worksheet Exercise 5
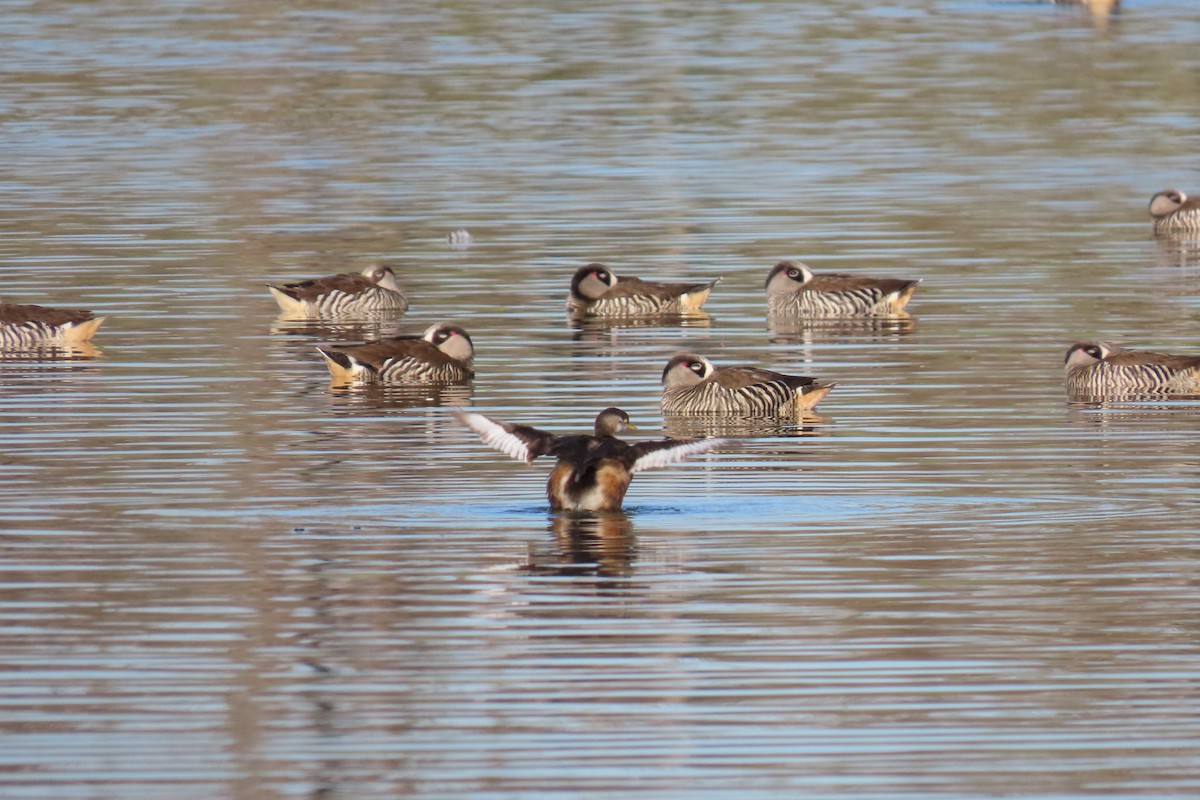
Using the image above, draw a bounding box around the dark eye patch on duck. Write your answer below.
[1086,346,1102,358]
[787,269,801,279]
[689,362,705,373]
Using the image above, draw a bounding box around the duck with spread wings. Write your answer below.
[452,407,723,512]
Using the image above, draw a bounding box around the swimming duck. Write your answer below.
[568,263,720,317]
[661,353,834,416]
[0,302,105,349]
[268,264,409,316]
[765,260,919,317]
[1064,341,1200,397]
[452,406,723,512]
[1149,190,1200,234]
[317,322,474,384]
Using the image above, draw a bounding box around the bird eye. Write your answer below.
[787,269,800,279]
[1086,346,1101,357]
[690,362,704,372]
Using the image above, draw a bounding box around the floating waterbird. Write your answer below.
[567,263,720,317]
[1064,341,1200,397]
[0,302,105,349]
[1149,189,1200,235]
[268,264,408,316]
[661,353,834,416]
[765,260,919,317]
[452,406,723,511]
[317,323,473,384]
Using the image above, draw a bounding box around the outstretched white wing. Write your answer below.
[451,409,540,463]
[629,438,724,474]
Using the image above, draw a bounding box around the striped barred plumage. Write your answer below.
[318,322,473,385]
[661,353,833,416]
[0,302,104,350]
[584,293,690,316]
[370,354,473,383]
[269,264,408,317]
[768,286,896,317]
[1150,189,1200,234]
[567,263,720,317]
[309,284,409,315]
[0,320,72,348]
[765,260,919,318]
[1064,342,1200,398]
[664,377,803,415]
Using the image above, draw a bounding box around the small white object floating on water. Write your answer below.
[446,229,473,248]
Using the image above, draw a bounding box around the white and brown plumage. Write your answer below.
[452,407,723,512]
[567,263,721,317]
[317,322,474,384]
[765,260,919,318]
[0,302,105,349]
[1065,342,1200,398]
[661,353,834,416]
[1149,190,1200,235]
[268,264,409,316]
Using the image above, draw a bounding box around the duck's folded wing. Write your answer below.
[713,366,817,390]
[1104,349,1200,371]
[451,410,558,463]
[627,438,724,474]
[806,274,918,295]
[279,273,370,301]
[610,276,720,299]
[0,302,95,326]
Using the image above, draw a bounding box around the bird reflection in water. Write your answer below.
[1154,233,1200,271]
[524,512,637,579]
[662,412,830,440]
[767,313,915,346]
[269,315,408,341]
[327,381,473,410]
[569,310,713,345]
[0,341,103,361]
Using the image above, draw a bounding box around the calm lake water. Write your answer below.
[3,1,1200,798]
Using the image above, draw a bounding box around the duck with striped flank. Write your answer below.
[0,302,105,350]
[661,353,834,416]
[317,322,473,385]
[452,407,723,512]
[1065,341,1200,398]
[269,264,409,317]
[568,263,721,317]
[1149,189,1200,235]
[765,260,919,318]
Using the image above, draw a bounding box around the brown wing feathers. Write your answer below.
[0,302,96,326]
[278,273,372,301]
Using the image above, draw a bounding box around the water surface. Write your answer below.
[3,1,1200,798]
